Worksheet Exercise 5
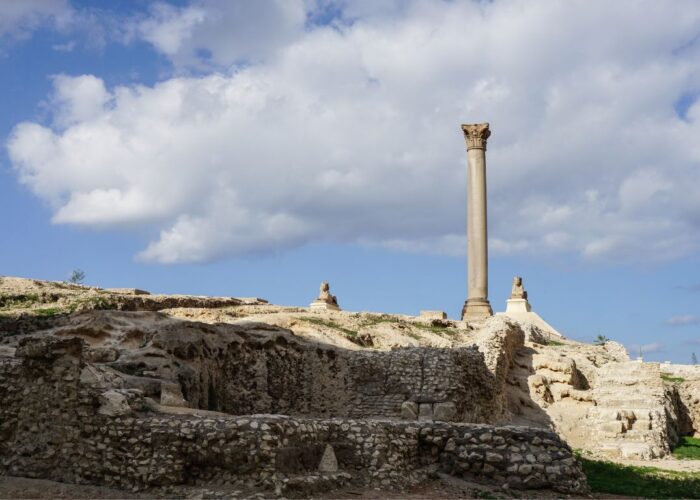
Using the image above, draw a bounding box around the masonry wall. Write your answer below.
[157,328,498,422]
[0,337,587,496]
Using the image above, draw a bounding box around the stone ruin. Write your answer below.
[1,276,699,497]
[0,299,588,497]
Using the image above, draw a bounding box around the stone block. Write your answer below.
[433,402,457,421]
[518,464,533,474]
[98,390,131,417]
[400,401,418,420]
[160,381,188,407]
[420,310,447,320]
[318,444,338,472]
[600,421,624,435]
[485,452,504,463]
[418,403,433,421]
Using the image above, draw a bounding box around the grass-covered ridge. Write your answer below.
[579,456,700,498]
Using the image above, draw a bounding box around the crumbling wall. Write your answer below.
[112,320,498,422]
[0,337,587,496]
[474,316,526,421]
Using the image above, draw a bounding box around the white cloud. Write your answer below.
[134,0,307,68]
[666,315,699,326]
[50,74,111,127]
[7,0,700,263]
[0,0,71,44]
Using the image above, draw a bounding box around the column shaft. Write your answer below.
[467,148,489,301]
[461,123,493,320]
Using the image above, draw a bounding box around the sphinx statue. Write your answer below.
[310,281,341,311]
[510,276,528,300]
[317,281,338,306]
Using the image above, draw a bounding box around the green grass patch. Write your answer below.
[360,315,401,327]
[302,317,359,338]
[674,436,700,460]
[33,307,63,317]
[413,323,458,336]
[545,339,565,346]
[579,456,700,498]
[661,373,686,384]
[0,293,40,309]
[405,331,422,341]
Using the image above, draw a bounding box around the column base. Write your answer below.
[461,298,493,320]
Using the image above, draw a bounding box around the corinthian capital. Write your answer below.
[461,123,491,150]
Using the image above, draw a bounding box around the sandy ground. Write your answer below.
[0,473,645,499]
[614,457,700,472]
[0,475,147,499]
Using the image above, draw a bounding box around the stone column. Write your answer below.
[461,123,493,320]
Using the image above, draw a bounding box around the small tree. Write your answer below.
[593,334,610,346]
[69,269,86,285]
[692,352,698,366]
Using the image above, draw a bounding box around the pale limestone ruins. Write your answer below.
[0,122,698,497]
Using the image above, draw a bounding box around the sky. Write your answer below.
[1,0,700,363]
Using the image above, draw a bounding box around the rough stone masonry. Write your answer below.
[0,333,587,497]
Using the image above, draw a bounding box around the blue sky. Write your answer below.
[1,0,700,362]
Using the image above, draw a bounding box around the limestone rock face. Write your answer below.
[160,381,188,407]
[679,382,700,437]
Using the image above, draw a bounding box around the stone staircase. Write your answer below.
[587,361,677,458]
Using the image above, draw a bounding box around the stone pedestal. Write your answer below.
[505,298,531,313]
[310,300,340,311]
[499,277,563,338]
[461,123,493,320]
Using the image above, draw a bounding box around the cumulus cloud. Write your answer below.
[7,0,700,263]
[666,315,699,326]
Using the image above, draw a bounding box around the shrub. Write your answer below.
[69,269,86,285]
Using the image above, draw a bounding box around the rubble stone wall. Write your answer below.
[0,338,587,495]
[164,330,497,422]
